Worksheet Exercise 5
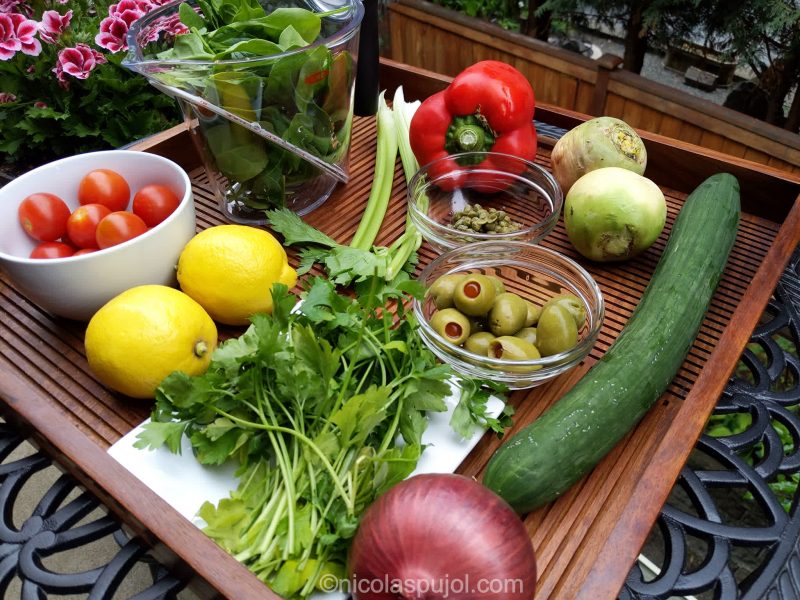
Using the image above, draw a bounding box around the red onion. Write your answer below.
[348,473,536,599]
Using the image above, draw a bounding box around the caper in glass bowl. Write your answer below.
[407,152,563,252]
[413,241,604,390]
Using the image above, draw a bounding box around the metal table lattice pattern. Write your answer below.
[0,426,186,599]
[622,247,800,599]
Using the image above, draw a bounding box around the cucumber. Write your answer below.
[483,173,741,513]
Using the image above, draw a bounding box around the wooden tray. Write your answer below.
[2,59,800,599]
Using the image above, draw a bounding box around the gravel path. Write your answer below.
[578,31,733,105]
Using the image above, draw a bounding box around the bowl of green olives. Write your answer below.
[407,152,563,252]
[413,241,604,389]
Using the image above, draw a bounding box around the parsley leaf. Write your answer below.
[266,207,337,248]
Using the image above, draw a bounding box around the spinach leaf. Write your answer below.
[205,122,268,181]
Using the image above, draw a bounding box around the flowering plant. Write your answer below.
[0,0,182,170]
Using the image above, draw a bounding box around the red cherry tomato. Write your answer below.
[95,211,148,249]
[67,203,112,248]
[132,184,181,227]
[30,241,75,259]
[78,169,131,211]
[18,193,71,242]
[72,247,98,256]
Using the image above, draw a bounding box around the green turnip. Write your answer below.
[564,167,666,262]
[551,116,647,193]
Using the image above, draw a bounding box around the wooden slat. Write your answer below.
[2,60,800,600]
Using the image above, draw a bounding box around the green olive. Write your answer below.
[429,273,467,310]
[430,308,471,346]
[465,331,496,355]
[468,317,486,335]
[514,327,537,346]
[489,292,528,336]
[488,275,506,295]
[453,274,497,317]
[542,294,586,329]
[488,336,542,372]
[536,304,579,357]
[523,301,542,328]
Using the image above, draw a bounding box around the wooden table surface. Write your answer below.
[2,59,800,599]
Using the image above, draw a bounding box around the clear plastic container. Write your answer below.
[124,0,363,223]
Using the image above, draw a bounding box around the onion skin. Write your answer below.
[551,116,647,193]
[348,473,536,600]
[564,166,666,262]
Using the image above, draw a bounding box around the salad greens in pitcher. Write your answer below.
[129,0,357,216]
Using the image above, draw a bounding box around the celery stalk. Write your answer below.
[350,91,398,251]
[393,86,421,186]
[386,86,423,280]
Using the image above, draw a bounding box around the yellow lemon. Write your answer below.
[85,285,217,399]
[176,225,297,326]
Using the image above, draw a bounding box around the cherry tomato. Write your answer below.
[67,203,112,248]
[18,193,71,242]
[78,169,131,211]
[30,241,75,259]
[95,211,148,249]
[72,248,98,256]
[132,184,181,227]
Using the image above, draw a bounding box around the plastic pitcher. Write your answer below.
[124,0,364,223]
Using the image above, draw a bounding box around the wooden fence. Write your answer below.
[385,0,800,175]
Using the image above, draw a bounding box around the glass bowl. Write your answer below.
[413,241,604,390]
[407,152,563,252]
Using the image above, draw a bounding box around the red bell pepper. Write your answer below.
[408,60,537,186]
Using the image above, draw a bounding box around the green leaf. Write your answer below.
[159,30,214,60]
[190,427,247,465]
[278,24,310,50]
[179,2,207,29]
[205,122,268,181]
[261,7,322,42]
[134,421,188,453]
[214,38,283,60]
[373,444,421,495]
[228,0,267,22]
[270,558,321,597]
[269,283,296,329]
[266,208,338,248]
[323,246,390,285]
[199,497,249,551]
[402,376,450,413]
[399,405,428,447]
[330,387,387,446]
[450,379,512,438]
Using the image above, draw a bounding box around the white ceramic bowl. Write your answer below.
[0,150,195,321]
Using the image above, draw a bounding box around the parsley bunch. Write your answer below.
[136,277,506,597]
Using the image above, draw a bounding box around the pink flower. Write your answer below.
[52,43,106,82]
[95,16,130,52]
[0,0,22,12]
[0,92,17,103]
[95,0,151,52]
[141,12,188,44]
[38,9,72,44]
[34,101,47,108]
[108,0,149,21]
[0,13,41,60]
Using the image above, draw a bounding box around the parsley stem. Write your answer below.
[213,408,354,512]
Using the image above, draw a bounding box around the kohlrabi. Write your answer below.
[564,167,666,262]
